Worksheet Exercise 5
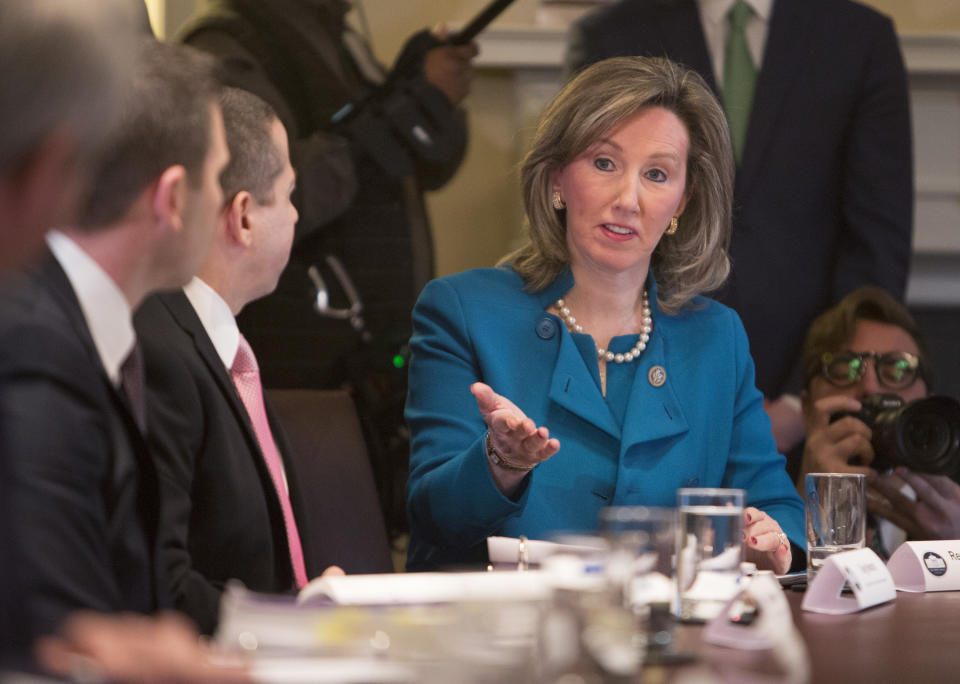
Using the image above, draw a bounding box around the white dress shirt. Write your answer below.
[183,276,239,370]
[697,0,773,88]
[46,230,135,387]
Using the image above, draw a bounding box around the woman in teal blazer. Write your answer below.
[406,57,803,571]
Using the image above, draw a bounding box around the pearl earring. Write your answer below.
[666,216,679,235]
[551,190,566,210]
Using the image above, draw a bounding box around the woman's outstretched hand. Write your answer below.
[471,382,559,493]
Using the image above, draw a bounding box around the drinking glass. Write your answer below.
[805,472,866,581]
[675,488,745,621]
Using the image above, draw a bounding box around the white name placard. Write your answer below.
[887,540,960,593]
[801,548,896,615]
[703,572,795,650]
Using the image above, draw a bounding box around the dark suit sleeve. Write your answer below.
[140,333,225,635]
[0,325,127,639]
[831,14,913,303]
[413,88,468,192]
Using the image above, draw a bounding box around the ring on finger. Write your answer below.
[776,531,789,548]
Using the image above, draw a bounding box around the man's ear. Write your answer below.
[152,165,187,234]
[224,191,253,247]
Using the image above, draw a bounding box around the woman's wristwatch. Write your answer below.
[485,432,535,472]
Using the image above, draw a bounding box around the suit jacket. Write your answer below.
[135,291,311,635]
[0,255,164,642]
[567,0,913,397]
[404,267,804,570]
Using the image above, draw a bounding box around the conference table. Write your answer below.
[664,588,960,683]
[228,576,960,683]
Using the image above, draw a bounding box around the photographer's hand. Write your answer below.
[424,26,478,106]
[798,395,875,491]
[868,468,960,540]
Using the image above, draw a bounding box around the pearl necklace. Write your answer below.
[554,291,653,363]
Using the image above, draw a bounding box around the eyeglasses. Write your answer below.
[820,350,922,389]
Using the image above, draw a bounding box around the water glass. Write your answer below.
[805,472,866,581]
[598,506,675,609]
[675,488,745,621]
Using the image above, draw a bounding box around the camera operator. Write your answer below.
[793,286,960,551]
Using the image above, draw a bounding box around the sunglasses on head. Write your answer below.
[820,350,922,389]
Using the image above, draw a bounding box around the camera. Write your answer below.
[830,394,960,478]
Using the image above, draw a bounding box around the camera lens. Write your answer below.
[893,396,960,477]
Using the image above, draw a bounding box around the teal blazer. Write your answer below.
[405,267,803,570]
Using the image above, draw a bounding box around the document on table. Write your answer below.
[297,569,552,605]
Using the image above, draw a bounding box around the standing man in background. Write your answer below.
[567,0,914,453]
[179,0,477,539]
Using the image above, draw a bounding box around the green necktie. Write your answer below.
[723,0,756,164]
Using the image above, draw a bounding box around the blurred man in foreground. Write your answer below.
[0,36,247,682]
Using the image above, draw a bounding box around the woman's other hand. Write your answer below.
[471,382,559,494]
[742,507,792,575]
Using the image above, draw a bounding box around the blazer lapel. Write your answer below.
[737,0,812,188]
[549,328,621,440]
[40,255,106,376]
[620,330,690,452]
[159,293,266,463]
[536,270,620,439]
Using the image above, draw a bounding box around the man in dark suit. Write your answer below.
[179,0,477,538]
[0,1,140,668]
[0,38,229,647]
[136,88,341,635]
[567,0,913,452]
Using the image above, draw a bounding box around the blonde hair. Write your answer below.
[504,56,733,314]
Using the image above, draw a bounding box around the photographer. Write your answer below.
[794,286,960,551]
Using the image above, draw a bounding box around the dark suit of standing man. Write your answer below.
[0,39,228,646]
[567,0,913,449]
[136,88,343,635]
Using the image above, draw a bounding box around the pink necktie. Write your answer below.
[231,334,308,588]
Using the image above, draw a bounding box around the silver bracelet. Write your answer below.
[485,431,535,472]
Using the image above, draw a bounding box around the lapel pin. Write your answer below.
[648,365,666,387]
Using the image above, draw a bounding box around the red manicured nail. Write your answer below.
[750,537,757,545]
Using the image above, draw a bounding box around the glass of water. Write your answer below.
[805,472,866,581]
[674,488,745,622]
